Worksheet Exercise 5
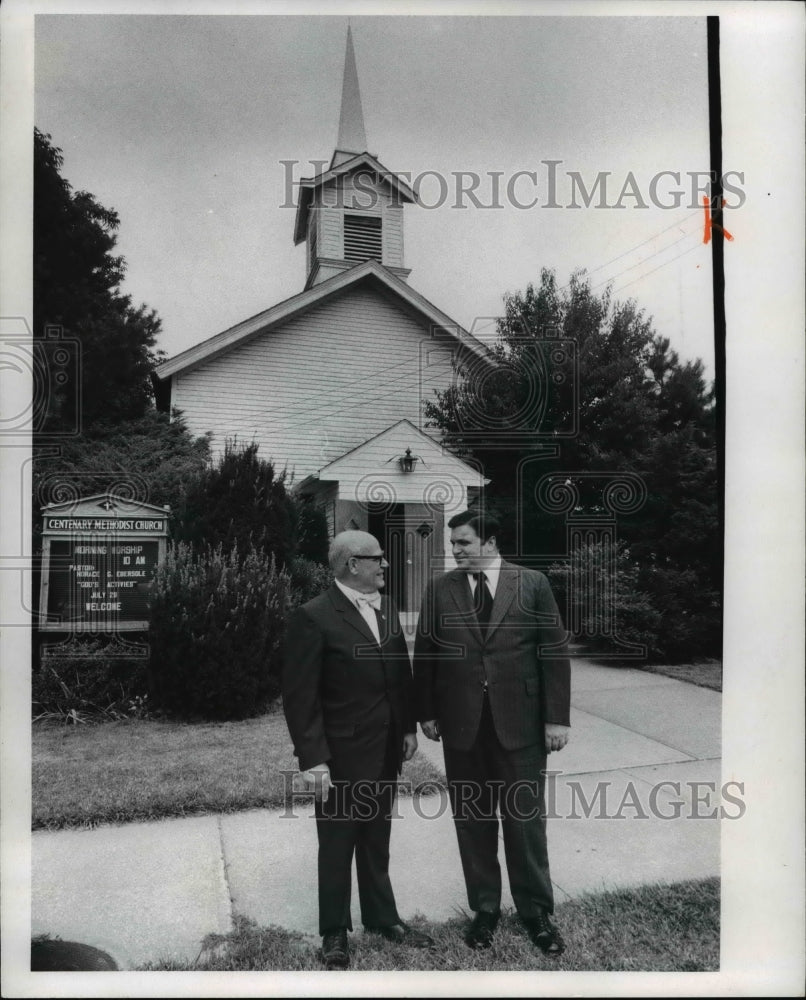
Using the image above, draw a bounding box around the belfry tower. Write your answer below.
[293,26,418,289]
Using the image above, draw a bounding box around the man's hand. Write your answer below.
[421,719,440,742]
[302,763,332,802]
[402,733,418,761]
[545,723,570,753]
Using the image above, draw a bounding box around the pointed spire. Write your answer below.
[332,25,367,167]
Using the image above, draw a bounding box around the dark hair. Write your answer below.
[447,509,501,544]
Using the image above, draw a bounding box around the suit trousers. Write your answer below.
[443,691,554,918]
[314,730,401,935]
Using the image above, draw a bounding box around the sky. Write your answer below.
[34,12,717,375]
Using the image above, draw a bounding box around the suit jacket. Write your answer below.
[413,562,571,752]
[282,584,415,782]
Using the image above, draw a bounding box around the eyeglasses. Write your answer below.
[350,553,385,563]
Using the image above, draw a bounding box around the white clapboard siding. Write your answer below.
[382,204,404,269]
[313,172,404,270]
[172,285,458,481]
[317,207,343,260]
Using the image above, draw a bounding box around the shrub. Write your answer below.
[637,564,722,662]
[173,440,297,567]
[548,540,664,661]
[33,638,150,721]
[288,556,333,606]
[147,542,291,720]
[294,499,330,565]
[549,539,722,664]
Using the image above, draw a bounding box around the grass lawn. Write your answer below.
[143,877,719,972]
[637,658,722,692]
[32,709,444,830]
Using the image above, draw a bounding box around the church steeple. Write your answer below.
[332,26,367,168]
[293,26,418,289]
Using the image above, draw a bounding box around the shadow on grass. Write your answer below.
[143,877,719,973]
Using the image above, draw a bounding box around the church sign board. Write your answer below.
[39,495,170,632]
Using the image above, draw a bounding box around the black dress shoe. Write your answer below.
[321,928,350,970]
[523,911,565,955]
[364,922,435,948]
[464,909,500,949]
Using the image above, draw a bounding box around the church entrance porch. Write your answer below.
[295,419,489,637]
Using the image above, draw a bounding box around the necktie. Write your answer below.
[472,571,494,633]
[355,592,383,644]
[355,592,382,611]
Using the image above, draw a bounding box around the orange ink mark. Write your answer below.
[702,195,734,244]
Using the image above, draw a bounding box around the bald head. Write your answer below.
[329,530,378,573]
[329,530,388,592]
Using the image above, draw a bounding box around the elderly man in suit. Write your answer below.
[283,529,434,970]
[414,509,571,954]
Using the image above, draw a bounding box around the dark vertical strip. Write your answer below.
[707,16,726,653]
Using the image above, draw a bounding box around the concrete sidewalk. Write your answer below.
[31,660,722,969]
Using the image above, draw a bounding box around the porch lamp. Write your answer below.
[398,448,419,473]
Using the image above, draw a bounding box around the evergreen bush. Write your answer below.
[173,440,297,567]
[288,556,333,606]
[638,564,721,662]
[548,540,664,661]
[147,542,291,720]
[295,499,330,565]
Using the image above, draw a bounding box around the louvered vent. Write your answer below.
[343,214,382,263]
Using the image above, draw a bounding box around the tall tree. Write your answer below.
[33,128,163,428]
[31,131,210,636]
[425,268,720,660]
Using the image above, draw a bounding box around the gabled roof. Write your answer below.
[41,493,170,514]
[296,418,489,494]
[153,258,493,381]
[293,152,418,245]
[316,418,486,479]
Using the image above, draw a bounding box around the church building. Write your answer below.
[152,29,491,615]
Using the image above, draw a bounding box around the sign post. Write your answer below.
[39,494,170,633]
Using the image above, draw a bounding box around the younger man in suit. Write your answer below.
[283,530,433,970]
[414,510,571,954]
